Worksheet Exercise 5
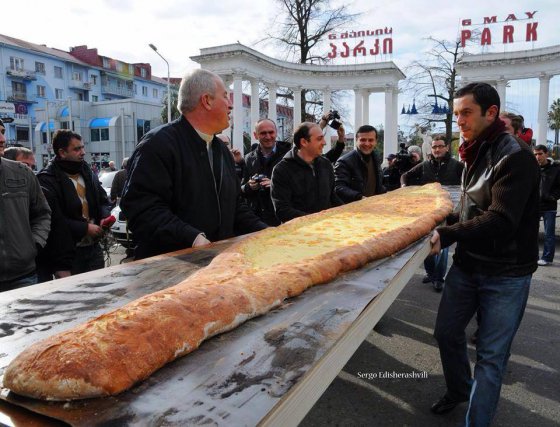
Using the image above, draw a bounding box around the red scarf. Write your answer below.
[458,118,506,169]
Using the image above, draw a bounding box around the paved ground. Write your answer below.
[301,230,560,427]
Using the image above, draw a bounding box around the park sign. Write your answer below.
[460,11,538,47]
[326,27,393,60]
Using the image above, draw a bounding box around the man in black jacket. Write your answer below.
[121,69,267,259]
[37,130,112,280]
[271,122,342,223]
[401,136,464,291]
[429,83,540,425]
[534,144,560,266]
[241,118,290,226]
[334,124,385,203]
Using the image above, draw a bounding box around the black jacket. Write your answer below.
[400,152,464,186]
[438,132,540,276]
[241,143,291,226]
[271,148,343,223]
[334,149,385,203]
[538,159,560,212]
[121,116,267,259]
[37,160,112,272]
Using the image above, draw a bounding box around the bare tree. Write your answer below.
[264,0,356,122]
[404,37,466,143]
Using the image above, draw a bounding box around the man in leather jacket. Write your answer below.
[429,83,540,425]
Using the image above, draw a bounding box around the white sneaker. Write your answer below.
[537,259,551,266]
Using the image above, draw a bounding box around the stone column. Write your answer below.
[496,78,508,109]
[354,88,363,142]
[267,83,277,128]
[222,76,233,140]
[323,88,332,114]
[232,74,244,152]
[293,87,302,129]
[384,85,398,156]
[537,74,551,145]
[250,79,260,145]
[361,89,370,126]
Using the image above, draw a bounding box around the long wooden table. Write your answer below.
[0,235,430,427]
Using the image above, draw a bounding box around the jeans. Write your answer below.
[71,244,105,275]
[541,211,557,262]
[1,272,38,291]
[424,247,449,282]
[434,264,531,427]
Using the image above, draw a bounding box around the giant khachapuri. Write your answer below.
[3,183,452,400]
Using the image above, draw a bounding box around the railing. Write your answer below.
[5,67,37,80]
[68,80,93,91]
[101,84,133,97]
[5,90,36,103]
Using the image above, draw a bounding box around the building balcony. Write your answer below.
[101,84,133,98]
[5,67,37,80]
[6,90,36,103]
[69,80,92,91]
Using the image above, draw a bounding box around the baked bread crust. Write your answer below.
[3,184,452,400]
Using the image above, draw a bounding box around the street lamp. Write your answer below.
[149,43,171,123]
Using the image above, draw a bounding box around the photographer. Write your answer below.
[241,118,290,226]
[382,143,417,191]
[334,124,386,203]
[319,110,347,163]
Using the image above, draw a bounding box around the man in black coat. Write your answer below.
[401,135,464,291]
[334,124,385,203]
[271,122,342,223]
[121,69,267,259]
[37,130,112,280]
[241,118,290,226]
[429,83,540,425]
[533,144,560,266]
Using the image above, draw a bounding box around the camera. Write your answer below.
[252,174,267,183]
[394,143,414,174]
[327,110,342,130]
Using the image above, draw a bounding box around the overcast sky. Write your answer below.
[3,0,559,139]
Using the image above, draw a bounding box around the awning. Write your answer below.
[60,107,69,117]
[89,117,111,128]
[40,121,55,132]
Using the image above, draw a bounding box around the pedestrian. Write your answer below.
[429,82,540,425]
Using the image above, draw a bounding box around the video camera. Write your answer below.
[394,143,414,174]
[326,110,342,130]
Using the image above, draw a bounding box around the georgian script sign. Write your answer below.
[460,11,538,47]
[326,28,393,60]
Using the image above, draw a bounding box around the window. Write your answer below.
[90,128,110,142]
[72,71,82,81]
[92,95,98,102]
[142,86,148,96]
[134,84,138,94]
[153,88,158,98]
[35,62,45,74]
[136,120,151,141]
[55,89,63,99]
[128,64,134,75]
[10,57,24,71]
[140,68,147,78]
[102,58,110,68]
[91,75,97,85]
[36,85,46,98]
[11,81,26,99]
[54,66,63,79]
[116,62,123,72]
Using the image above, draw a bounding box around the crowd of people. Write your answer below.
[1,69,559,426]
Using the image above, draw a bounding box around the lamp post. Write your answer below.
[149,43,171,123]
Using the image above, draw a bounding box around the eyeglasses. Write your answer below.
[431,145,446,149]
